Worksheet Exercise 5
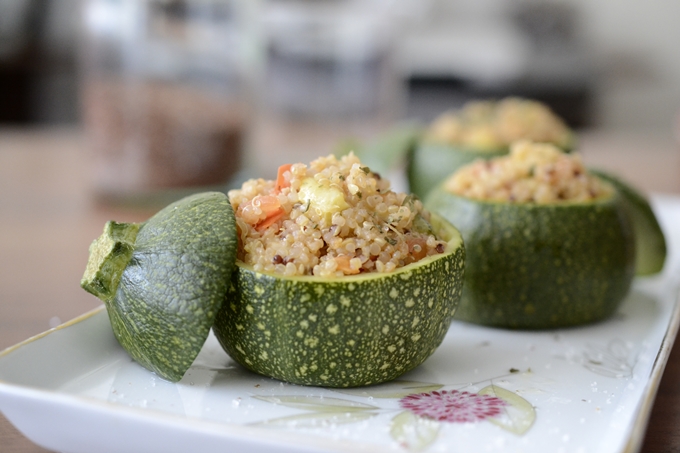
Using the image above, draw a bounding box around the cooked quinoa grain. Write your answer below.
[427,97,573,151]
[445,141,612,204]
[229,153,446,277]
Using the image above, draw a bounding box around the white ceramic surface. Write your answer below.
[1,195,679,453]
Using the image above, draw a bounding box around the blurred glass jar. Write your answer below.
[81,0,261,205]
[253,0,406,176]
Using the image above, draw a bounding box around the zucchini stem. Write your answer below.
[81,221,140,302]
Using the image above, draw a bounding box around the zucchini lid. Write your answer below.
[81,192,238,382]
[590,169,666,275]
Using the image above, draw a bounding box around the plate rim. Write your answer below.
[2,285,680,453]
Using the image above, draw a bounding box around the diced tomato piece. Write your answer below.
[335,255,360,275]
[238,194,284,227]
[250,195,282,216]
[275,164,293,192]
[255,208,285,232]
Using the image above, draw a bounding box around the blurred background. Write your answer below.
[3,0,680,128]
[1,0,679,188]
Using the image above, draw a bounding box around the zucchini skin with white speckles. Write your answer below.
[213,215,465,388]
[425,186,635,329]
[85,192,238,382]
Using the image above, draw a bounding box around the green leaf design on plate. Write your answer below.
[390,410,440,452]
[253,395,379,412]
[478,385,536,435]
[335,380,444,399]
[254,410,379,428]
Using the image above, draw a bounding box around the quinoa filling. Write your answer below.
[426,97,573,151]
[229,153,446,277]
[445,141,613,204]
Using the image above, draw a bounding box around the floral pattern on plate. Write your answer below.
[251,378,537,451]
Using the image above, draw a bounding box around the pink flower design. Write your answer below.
[399,390,507,423]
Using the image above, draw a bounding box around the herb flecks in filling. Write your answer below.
[229,153,446,277]
[445,141,612,204]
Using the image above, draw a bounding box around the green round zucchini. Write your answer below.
[213,214,465,388]
[81,192,238,382]
[425,186,635,329]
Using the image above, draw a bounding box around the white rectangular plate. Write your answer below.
[2,196,680,453]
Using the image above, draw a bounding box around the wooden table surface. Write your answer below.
[1,127,679,452]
